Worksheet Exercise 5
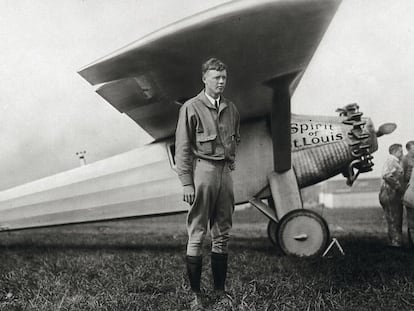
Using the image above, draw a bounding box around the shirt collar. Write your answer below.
[204,91,220,106]
[197,90,228,111]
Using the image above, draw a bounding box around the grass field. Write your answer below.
[0,206,414,311]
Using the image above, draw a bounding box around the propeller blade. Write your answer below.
[376,123,397,137]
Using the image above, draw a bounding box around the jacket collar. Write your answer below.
[196,90,228,111]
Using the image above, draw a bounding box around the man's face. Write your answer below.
[408,145,414,157]
[202,69,227,98]
[395,147,403,160]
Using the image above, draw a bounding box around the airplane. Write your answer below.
[0,0,398,258]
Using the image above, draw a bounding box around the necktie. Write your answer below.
[215,99,219,111]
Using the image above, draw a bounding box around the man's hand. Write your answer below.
[183,185,195,205]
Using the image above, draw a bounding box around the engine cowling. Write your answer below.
[291,103,395,188]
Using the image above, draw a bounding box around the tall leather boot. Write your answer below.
[211,252,227,291]
[186,255,204,310]
[211,252,232,309]
[409,228,414,248]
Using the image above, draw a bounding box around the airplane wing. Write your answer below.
[78,0,341,141]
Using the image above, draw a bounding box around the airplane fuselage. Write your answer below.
[0,110,378,231]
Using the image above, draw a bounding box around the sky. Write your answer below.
[0,0,413,190]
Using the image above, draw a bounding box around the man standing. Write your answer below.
[175,58,240,310]
[379,143,404,247]
[402,141,414,246]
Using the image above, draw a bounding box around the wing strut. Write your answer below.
[264,71,301,172]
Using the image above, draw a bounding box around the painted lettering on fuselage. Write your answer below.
[291,121,344,150]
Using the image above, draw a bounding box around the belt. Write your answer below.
[196,157,228,164]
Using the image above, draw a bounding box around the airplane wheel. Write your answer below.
[267,220,279,247]
[277,209,329,258]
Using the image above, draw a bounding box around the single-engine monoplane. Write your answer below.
[0,0,397,257]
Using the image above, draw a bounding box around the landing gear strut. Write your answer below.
[266,197,279,247]
[256,72,330,258]
[267,220,279,247]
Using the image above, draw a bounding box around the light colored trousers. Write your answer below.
[186,158,234,256]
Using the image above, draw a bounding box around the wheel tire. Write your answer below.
[267,220,279,247]
[266,197,280,249]
[277,209,330,258]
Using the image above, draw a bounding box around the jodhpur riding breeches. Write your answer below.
[186,158,234,256]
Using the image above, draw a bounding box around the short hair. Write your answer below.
[201,58,227,76]
[406,141,414,151]
[389,143,402,155]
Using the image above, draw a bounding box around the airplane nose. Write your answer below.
[335,104,398,186]
[336,105,377,185]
